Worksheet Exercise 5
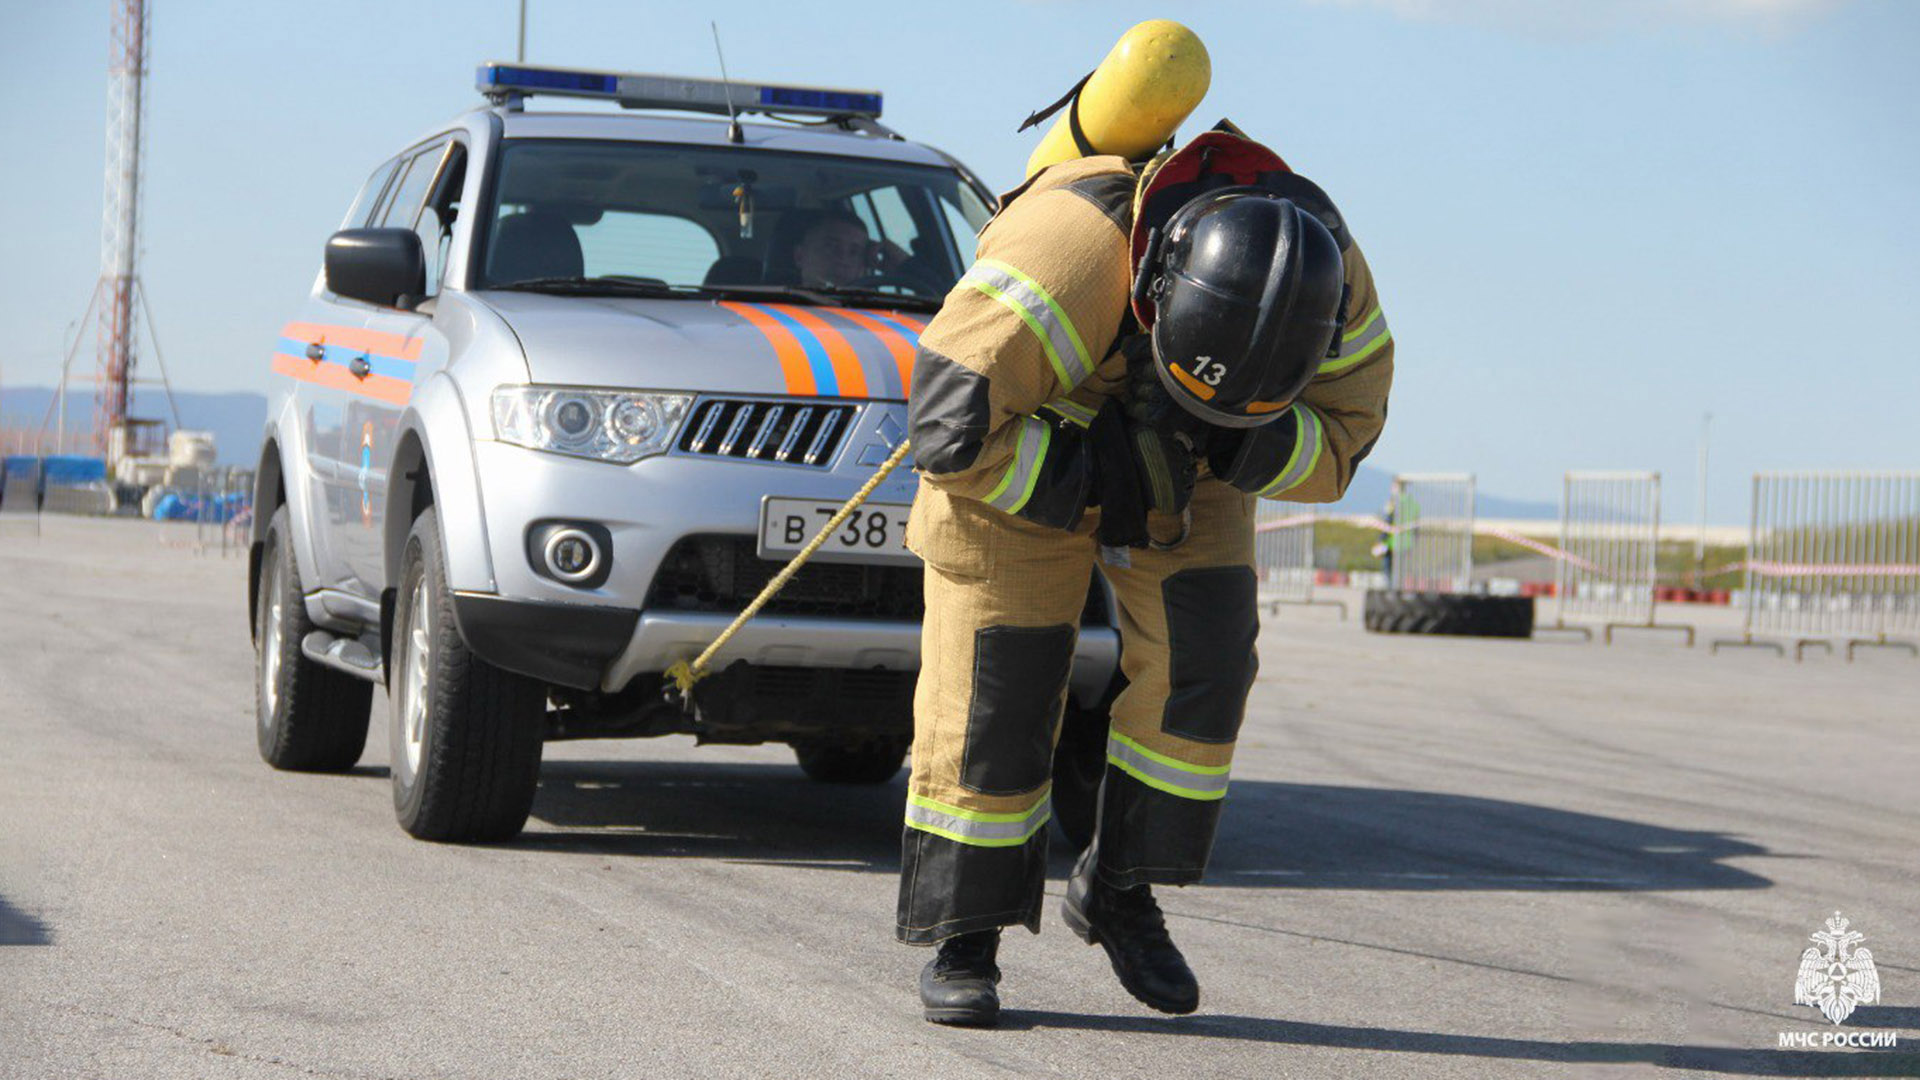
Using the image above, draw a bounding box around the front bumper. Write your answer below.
[448,594,1120,705]
[458,403,1120,699]
[603,611,1121,704]
[451,592,637,690]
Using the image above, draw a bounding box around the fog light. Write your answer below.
[542,527,602,583]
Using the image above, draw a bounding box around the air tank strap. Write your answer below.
[1017,71,1099,158]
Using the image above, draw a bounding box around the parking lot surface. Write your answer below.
[2,517,1915,1078]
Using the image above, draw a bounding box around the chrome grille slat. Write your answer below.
[746,406,784,458]
[777,407,815,463]
[716,407,754,457]
[677,398,854,469]
[805,409,843,466]
[689,402,725,453]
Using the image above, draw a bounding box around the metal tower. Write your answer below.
[95,0,148,463]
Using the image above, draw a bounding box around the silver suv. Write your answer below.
[248,64,1119,842]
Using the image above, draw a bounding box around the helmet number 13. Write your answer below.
[1191,356,1227,386]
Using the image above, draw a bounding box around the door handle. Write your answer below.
[305,342,325,362]
[349,354,371,379]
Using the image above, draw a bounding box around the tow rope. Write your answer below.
[664,437,914,703]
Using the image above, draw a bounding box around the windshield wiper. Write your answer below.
[809,286,941,314]
[492,277,944,315]
[491,276,701,298]
[698,283,841,306]
[707,282,941,314]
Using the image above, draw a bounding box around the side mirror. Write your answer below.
[325,228,425,308]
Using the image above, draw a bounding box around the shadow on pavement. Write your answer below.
[1848,1005,1920,1030]
[1002,1011,1914,1077]
[0,896,52,946]
[521,760,1770,892]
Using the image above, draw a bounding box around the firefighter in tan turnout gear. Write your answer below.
[898,22,1393,1026]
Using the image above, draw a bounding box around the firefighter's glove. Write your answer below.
[1121,335,1202,514]
[1206,407,1307,496]
[1119,333,1208,445]
[1089,399,1195,550]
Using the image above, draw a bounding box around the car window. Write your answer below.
[853,187,917,252]
[940,194,989,262]
[379,144,442,231]
[368,156,416,233]
[576,212,718,283]
[480,139,991,298]
[343,158,400,229]
[375,141,451,299]
[416,144,467,297]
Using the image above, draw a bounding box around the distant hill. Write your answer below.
[1326,463,1558,521]
[0,387,266,465]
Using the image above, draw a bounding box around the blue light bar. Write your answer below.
[482,65,618,97]
[757,86,884,116]
[475,63,882,119]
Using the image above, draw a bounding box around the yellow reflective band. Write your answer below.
[961,259,1093,389]
[984,416,1050,515]
[904,792,1052,847]
[1319,306,1391,376]
[1009,421,1052,514]
[1258,404,1326,497]
[1106,732,1230,801]
[1043,398,1096,428]
[1342,306,1384,344]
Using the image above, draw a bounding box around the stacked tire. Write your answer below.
[1362,590,1534,639]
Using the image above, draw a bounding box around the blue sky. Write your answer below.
[1,0,1914,518]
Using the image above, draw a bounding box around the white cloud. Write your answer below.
[1310,0,1848,35]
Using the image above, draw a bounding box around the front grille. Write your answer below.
[677,397,856,468]
[644,535,1112,626]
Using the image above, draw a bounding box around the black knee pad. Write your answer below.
[961,623,1077,795]
[1159,566,1258,743]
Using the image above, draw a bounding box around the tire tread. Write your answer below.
[257,507,372,772]
[1362,589,1534,639]
[396,508,544,842]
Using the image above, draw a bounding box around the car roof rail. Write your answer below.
[476,62,887,126]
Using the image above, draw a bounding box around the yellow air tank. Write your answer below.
[1025,20,1211,179]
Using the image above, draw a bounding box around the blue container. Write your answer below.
[42,455,107,485]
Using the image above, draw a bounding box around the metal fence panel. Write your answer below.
[1721,471,1920,659]
[0,459,42,536]
[1388,473,1474,593]
[1554,471,1671,639]
[1254,502,1316,605]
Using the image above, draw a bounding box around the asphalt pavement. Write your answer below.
[2,515,1916,1078]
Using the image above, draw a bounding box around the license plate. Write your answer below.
[757,496,915,565]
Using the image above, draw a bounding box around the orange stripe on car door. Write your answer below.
[272,352,413,405]
[282,321,424,362]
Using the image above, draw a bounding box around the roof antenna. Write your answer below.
[711,21,744,144]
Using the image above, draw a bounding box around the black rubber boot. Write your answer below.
[919,929,1002,1026]
[1062,846,1200,1014]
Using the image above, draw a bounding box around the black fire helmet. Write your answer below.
[1135,188,1345,428]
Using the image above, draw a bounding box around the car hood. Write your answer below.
[476,292,929,402]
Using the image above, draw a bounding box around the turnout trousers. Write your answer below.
[896,479,1260,944]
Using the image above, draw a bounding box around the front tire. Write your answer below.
[254,506,372,771]
[389,507,546,842]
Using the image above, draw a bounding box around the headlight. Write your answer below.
[491,387,692,464]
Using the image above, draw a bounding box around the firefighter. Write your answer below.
[897,112,1394,1024]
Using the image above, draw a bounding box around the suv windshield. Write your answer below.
[477,139,993,304]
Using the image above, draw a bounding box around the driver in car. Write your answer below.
[791,209,910,289]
